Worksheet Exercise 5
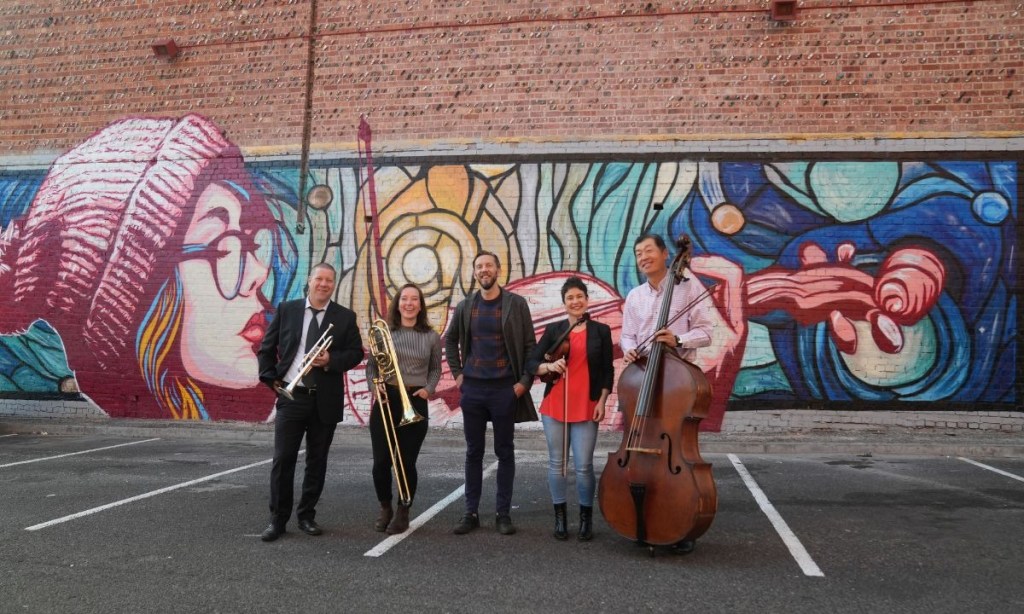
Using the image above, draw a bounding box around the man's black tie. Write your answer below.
[303,307,323,387]
[305,307,324,352]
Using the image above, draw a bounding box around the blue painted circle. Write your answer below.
[971,191,1009,225]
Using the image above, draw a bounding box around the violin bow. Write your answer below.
[633,283,718,356]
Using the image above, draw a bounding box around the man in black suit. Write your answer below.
[257,263,364,542]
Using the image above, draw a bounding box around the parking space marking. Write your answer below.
[364,460,499,557]
[25,450,304,531]
[0,434,16,438]
[728,454,824,577]
[957,457,1024,484]
[0,438,161,468]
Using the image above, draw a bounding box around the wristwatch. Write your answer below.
[675,335,684,348]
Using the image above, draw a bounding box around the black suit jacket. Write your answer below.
[258,298,364,424]
[526,319,614,401]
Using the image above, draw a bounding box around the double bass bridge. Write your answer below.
[625,446,663,455]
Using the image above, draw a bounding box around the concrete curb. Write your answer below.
[2,417,1021,458]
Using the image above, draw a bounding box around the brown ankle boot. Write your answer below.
[374,502,393,532]
[386,503,411,534]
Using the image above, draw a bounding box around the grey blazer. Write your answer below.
[444,288,537,417]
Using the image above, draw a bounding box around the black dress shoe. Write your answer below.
[495,514,516,536]
[297,519,323,536]
[452,513,480,535]
[261,523,285,542]
[670,539,696,555]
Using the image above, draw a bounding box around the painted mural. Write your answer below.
[0,115,1018,428]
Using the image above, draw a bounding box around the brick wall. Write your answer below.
[0,2,1020,428]
[2,1,1022,156]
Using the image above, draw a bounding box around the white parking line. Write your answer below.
[0,434,17,438]
[25,451,303,531]
[957,457,1024,484]
[728,453,824,577]
[364,460,499,557]
[0,438,161,468]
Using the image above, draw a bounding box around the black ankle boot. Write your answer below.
[374,502,393,532]
[387,503,411,534]
[578,505,593,541]
[553,503,568,540]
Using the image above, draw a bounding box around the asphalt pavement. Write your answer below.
[2,414,1022,458]
[1,417,1022,614]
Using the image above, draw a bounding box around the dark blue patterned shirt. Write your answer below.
[462,292,513,380]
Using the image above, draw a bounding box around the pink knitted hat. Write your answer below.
[0,114,240,369]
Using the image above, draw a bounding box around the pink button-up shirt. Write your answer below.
[620,272,713,362]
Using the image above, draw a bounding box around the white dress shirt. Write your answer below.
[620,272,713,362]
[284,299,326,384]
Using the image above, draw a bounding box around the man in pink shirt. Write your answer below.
[621,233,714,365]
[619,232,713,554]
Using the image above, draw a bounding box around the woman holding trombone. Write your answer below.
[366,283,442,534]
[527,276,614,541]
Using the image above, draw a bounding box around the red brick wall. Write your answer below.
[2,1,1022,155]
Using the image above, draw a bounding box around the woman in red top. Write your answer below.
[527,276,614,541]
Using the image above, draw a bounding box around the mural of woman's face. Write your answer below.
[177,182,271,389]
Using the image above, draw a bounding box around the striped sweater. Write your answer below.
[366,326,443,394]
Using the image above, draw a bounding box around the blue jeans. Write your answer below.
[541,414,598,506]
[460,381,517,515]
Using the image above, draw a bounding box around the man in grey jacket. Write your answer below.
[444,251,536,536]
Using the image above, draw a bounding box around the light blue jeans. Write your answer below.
[541,414,598,506]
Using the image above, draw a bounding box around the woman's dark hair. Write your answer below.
[387,283,432,332]
[560,276,589,302]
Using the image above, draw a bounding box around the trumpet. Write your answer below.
[368,318,424,505]
[276,323,334,400]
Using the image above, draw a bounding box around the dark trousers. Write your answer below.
[268,393,337,526]
[369,385,429,504]
[460,381,517,516]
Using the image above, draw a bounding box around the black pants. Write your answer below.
[269,392,337,526]
[369,385,429,504]
[460,380,517,515]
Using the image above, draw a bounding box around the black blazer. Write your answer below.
[258,298,364,424]
[526,319,614,401]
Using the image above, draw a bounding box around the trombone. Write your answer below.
[276,323,334,400]
[367,318,424,506]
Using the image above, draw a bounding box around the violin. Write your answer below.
[597,234,717,554]
[539,312,590,384]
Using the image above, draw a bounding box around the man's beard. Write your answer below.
[477,275,496,291]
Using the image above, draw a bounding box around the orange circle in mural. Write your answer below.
[711,203,745,235]
[306,184,333,210]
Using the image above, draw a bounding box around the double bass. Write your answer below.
[598,234,717,554]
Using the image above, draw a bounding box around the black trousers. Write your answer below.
[268,392,337,525]
[369,385,429,504]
